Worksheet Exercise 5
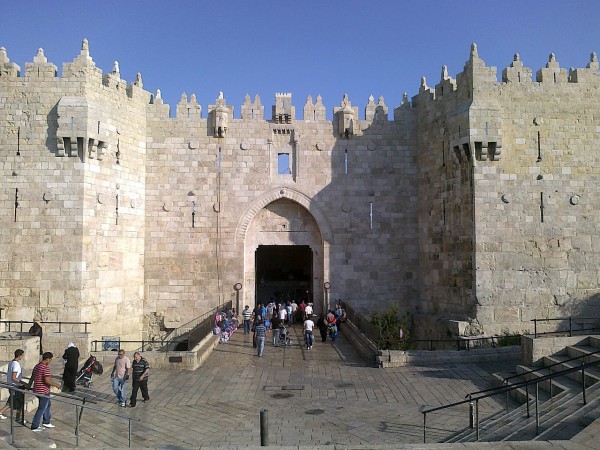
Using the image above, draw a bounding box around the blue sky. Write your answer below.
[2,1,599,119]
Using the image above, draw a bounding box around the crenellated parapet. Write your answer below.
[303,95,326,122]
[24,48,57,79]
[570,52,599,83]
[502,53,532,83]
[241,94,264,120]
[0,47,21,77]
[364,95,388,123]
[176,92,202,119]
[536,53,568,83]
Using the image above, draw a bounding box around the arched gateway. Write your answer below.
[236,188,332,314]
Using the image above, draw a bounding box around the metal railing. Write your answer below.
[91,301,233,352]
[531,317,600,338]
[0,380,138,447]
[1,320,91,334]
[340,301,520,351]
[409,335,520,351]
[340,301,381,348]
[422,356,600,443]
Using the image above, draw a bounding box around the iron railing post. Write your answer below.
[75,404,80,446]
[475,399,479,441]
[423,413,426,443]
[526,384,530,418]
[569,317,572,336]
[582,363,587,405]
[469,394,474,428]
[535,383,539,435]
[534,319,537,338]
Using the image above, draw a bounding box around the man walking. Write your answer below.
[129,352,150,407]
[303,315,315,349]
[253,319,267,357]
[110,349,131,407]
[0,349,26,423]
[242,305,252,334]
[29,352,61,432]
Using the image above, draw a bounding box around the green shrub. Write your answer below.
[370,306,414,350]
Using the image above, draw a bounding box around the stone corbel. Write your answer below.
[88,138,99,159]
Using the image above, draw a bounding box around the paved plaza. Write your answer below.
[0,326,598,449]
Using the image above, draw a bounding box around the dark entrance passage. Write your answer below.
[255,245,312,305]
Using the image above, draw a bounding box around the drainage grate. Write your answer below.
[282,385,304,391]
[334,382,354,388]
[271,392,294,399]
[305,409,325,415]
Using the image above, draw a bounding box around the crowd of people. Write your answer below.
[1,318,151,434]
[239,299,346,357]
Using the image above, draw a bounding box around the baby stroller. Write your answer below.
[279,326,292,346]
[75,355,104,388]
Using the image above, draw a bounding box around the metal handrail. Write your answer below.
[531,316,600,338]
[0,380,139,447]
[503,347,600,384]
[0,320,91,334]
[422,357,600,443]
[91,301,233,352]
[463,347,600,400]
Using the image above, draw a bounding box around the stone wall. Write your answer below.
[1,40,599,342]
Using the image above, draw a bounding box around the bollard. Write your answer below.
[469,401,474,428]
[260,409,269,446]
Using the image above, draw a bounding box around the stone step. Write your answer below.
[477,391,571,442]
[502,383,600,441]
[452,378,600,442]
[534,395,600,441]
[543,354,600,387]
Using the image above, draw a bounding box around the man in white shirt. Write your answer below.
[303,316,315,349]
[0,349,26,423]
[305,303,313,319]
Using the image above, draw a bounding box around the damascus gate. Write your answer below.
[1,40,600,342]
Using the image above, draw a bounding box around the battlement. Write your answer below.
[1,40,599,121]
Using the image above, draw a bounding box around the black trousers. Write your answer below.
[63,367,77,391]
[130,379,149,406]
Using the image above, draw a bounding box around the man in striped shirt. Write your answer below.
[129,352,150,407]
[242,305,252,334]
[28,352,61,432]
[253,319,267,357]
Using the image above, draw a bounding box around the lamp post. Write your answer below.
[323,282,331,315]
[234,282,242,315]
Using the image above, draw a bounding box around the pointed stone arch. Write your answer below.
[235,187,333,245]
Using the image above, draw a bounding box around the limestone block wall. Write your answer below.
[145,94,419,327]
[0,43,148,340]
[412,61,477,331]
[473,53,600,335]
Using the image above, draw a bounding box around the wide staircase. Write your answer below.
[441,335,600,443]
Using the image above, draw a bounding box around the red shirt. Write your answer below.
[32,362,51,395]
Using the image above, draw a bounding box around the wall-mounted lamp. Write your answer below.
[16,127,20,156]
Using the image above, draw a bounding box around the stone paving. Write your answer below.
[0,326,597,449]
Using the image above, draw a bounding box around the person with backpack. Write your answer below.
[0,349,27,424]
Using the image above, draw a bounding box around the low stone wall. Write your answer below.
[342,321,378,365]
[521,334,592,366]
[91,333,221,371]
[377,345,521,368]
